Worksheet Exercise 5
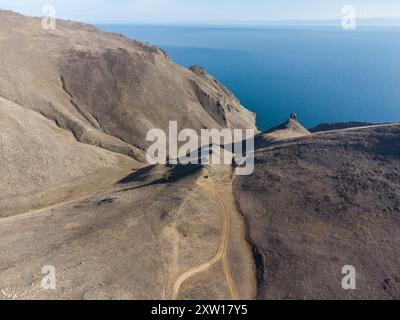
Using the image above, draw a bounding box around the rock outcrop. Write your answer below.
[254,114,311,149]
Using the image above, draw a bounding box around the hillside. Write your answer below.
[309,122,376,133]
[0,9,256,160]
[0,96,138,217]
[1,9,399,301]
[0,10,257,300]
[0,162,256,299]
[0,9,257,218]
[235,123,400,299]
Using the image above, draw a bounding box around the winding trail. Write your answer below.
[2,152,248,299]
[170,168,239,300]
[1,159,138,221]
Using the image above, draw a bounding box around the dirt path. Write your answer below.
[170,167,239,300]
[1,154,251,299]
[217,191,240,300]
[0,157,139,222]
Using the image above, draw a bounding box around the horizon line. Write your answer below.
[94,17,400,27]
[2,8,400,27]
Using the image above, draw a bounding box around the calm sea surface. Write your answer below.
[99,25,400,130]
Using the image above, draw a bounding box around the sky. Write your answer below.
[1,0,400,24]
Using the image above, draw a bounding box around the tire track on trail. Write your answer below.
[170,172,239,300]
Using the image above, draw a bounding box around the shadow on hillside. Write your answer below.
[116,164,203,193]
[118,165,156,184]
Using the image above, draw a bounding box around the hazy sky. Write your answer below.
[1,0,400,23]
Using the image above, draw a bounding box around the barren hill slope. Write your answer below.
[0,11,257,299]
[1,9,399,301]
[0,163,255,300]
[0,10,256,159]
[0,96,138,217]
[235,123,400,299]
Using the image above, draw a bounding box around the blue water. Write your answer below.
[99,25,400,130]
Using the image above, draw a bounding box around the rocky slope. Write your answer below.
[0,9,256,218]
[0,96,138,217]
[0,9,256,160]
[235,123,400,299]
